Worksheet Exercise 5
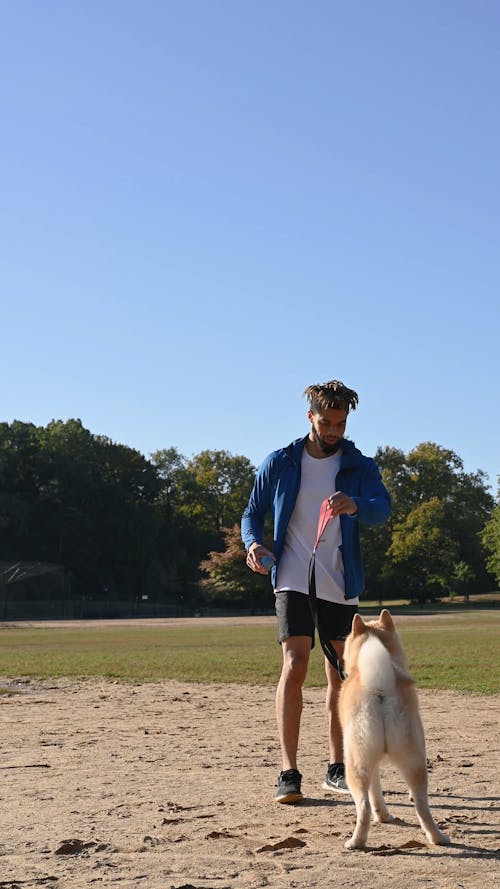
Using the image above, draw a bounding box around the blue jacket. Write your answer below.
[241,436,391,600]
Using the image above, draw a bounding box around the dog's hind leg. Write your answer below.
[369,766,393,824]
[411,788,450,846]
[344,762,372,850]
[393,756,450,846]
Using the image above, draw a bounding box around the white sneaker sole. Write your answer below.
[322,779,351,795]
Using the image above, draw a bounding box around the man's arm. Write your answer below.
[344,459,391,525]
[241,455,275,573]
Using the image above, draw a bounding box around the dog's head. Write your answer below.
[344,609,409,676]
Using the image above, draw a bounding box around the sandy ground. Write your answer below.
[0,671,499,889]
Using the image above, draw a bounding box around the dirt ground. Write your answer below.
[0,666,499,889]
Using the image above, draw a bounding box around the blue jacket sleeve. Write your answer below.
[349,459,391,526]
[241,453,274,550]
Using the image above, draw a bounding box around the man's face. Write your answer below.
[308,407,348,455]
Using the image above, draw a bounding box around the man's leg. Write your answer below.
[322,636,351,794]
[276,635,311,770]
[317,601,356,792]
[324,640,345,764]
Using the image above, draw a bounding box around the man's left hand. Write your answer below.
[328,491,357,516]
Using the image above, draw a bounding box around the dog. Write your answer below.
[339,609,450,850]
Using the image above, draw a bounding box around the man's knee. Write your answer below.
[281,639,310,683]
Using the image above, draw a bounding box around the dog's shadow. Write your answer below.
[428,794,500,812]
[360,840,499,860]
[386,791,500,813]
[440,841,500,860]
[299,796,352,809]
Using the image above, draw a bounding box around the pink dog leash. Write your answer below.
[308,498,347,681]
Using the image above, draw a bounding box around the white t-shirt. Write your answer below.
[275,448,359,605]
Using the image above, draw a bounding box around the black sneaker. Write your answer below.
[275,768,304,804]
[322,762,350,794]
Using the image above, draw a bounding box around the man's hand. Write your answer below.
[246,542,276,574]
[328,491,358,516]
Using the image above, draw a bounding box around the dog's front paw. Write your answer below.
[373,810,394,824]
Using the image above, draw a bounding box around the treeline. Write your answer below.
[0,419,498,617]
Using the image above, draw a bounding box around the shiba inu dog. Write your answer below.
[339,610,450,850]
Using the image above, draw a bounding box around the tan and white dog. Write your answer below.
[339,610,450,850]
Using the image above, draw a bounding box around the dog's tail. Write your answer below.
[358,635,395,694]
[357,634,413,693]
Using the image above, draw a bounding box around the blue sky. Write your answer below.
[2,1,499,493]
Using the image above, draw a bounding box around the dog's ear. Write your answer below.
[379,609,395,632]
[351,613,366,637]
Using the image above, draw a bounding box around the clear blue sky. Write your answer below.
[2,1,499,493]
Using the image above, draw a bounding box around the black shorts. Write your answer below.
[275,590,357,646]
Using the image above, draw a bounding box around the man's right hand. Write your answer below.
[246,542,275,574]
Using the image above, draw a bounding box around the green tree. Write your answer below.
[0,421,43,555]
[149,447,191,600]
[0,419,164,604]
[200,524,271,609]
[151,447,256,601]
[150,446,187,506]
[480,484,500,587]
[373,445,412,521]
[386,497,460,601]
[406,442,464,504]
[175,449,256,533]
[450,560,476,601]
[372,442,494,597]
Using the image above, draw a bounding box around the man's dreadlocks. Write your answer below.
[304,380,359,414]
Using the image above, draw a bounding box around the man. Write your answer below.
[241,380,391,803]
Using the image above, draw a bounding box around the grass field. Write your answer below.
[0,610,498,694]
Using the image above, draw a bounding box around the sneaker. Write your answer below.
[275,768,304,804]
[322,762,350,794]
